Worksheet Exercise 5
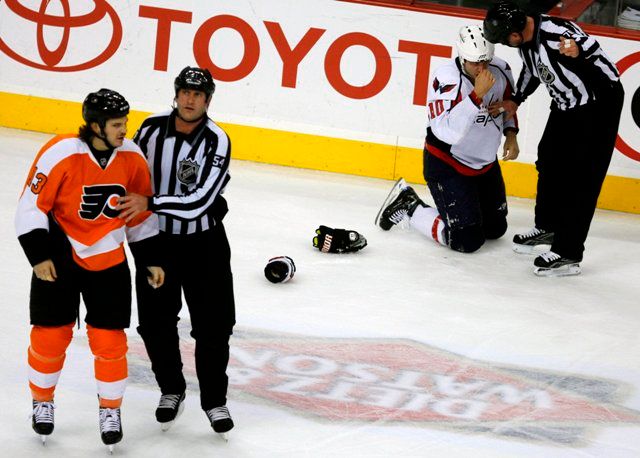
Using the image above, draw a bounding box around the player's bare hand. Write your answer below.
[474,69,495,99]
[559,37,579,58]
[116,193,149,223]
[488,99,518,121]
[34,259,57,282]
[147,266,165,289]
[502,132,520,161]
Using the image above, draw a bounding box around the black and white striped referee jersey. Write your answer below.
[512,14,620,111]
[133,109,231,235]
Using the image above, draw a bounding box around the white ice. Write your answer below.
[1,127,639,457]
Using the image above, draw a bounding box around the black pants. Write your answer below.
[30,255,131,329]
[534,81,624,261]
[424,153,508,253]
[136,223,236,411]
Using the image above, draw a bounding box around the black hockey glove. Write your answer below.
[312,226,367,253]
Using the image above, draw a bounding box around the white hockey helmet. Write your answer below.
[456,25,494,63]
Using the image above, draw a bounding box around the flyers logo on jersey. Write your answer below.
[79,184,125,220]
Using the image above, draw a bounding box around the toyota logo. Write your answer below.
[0,0,122,71]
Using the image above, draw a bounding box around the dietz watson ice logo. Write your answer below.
[0,0,121,71]
[128,327,640,445]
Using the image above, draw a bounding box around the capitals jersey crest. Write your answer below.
[433,77,457,94]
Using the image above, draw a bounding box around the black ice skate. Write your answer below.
[205,406,234,441]
[512,227,554,254]
[32,400,55,444]
[533,251,581,277]
[375,178,425,230]
[156,392,185,431]
[99,407,123,453]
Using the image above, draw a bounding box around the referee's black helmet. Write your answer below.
[174,66,215,98]
[483,1,527,45]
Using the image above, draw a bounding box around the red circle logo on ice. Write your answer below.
[615,52,640,162]
[0,0,122,72]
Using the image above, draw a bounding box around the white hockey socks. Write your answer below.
[409,205,447,246]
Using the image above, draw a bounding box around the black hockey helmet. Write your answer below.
[174,66,215,98]
[82,88,130,127]
[483,1,527,45]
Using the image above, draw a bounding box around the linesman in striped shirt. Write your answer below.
[116,67,235,435]
[484,2,624,276]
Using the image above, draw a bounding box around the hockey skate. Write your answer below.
[533,251,581,277]
[512,227,554,254]
[99,407,123,454]
[205,406,234,441]
[156,392,185,431]
[375,178,425,230]
[32,400,55,444]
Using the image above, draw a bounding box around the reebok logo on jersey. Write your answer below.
[79,184,126,220]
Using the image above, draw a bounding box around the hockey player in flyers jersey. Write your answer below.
[14,89,164,450]
[377,25,519,253]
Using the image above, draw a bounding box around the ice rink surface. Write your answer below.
[1,127,639,457]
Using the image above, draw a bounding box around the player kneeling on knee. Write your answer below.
[376,25,518,254]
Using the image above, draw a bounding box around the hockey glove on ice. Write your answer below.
[312,226,367,253]
[264,256,296,283]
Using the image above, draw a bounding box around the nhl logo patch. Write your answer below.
[537,62,555,85]
[177,158,200,185]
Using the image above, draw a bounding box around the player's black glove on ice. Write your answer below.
[312,226,367,253]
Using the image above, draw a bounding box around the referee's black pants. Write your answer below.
[534,81,624,261]
[136,223,236,411]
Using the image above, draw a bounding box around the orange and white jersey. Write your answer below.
[15,134,159,271]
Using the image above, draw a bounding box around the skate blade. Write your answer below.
[160,421,174,432]
[160,402,185,432]
[374,177,406,228]
[218,432,229,442]
[40,435,47,445]
[108,444,115,454]
[513,243,551,255]
[534,264,581,277]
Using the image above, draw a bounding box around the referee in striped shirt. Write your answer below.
[117,67,235,433]
[483,2,624,276]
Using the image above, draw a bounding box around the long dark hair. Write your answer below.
[78,123,95,144]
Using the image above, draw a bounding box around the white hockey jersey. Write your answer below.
[425,57,518,174]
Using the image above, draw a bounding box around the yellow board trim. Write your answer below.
[1,91,638,214]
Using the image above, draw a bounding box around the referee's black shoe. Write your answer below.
[513,227,554,254]
[533,251,581,277]
[156,392,185,430]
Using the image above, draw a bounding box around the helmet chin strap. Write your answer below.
[96,125,116,150]
[459,58,474,79]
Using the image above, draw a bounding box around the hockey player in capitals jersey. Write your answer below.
[377,25,519,253]
[15,89,164,450]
